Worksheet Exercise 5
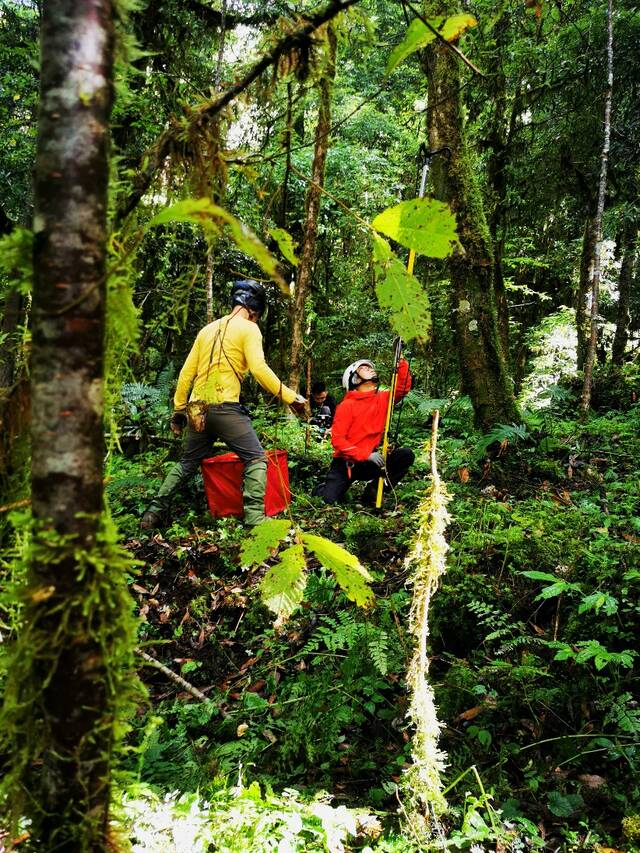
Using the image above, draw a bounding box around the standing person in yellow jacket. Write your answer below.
[141,280,305,529]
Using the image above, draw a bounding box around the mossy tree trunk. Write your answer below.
[0,2,136,849]
[423,15,517,430]
[288,25,337,392]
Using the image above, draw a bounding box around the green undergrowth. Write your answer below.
[106,388,640,850]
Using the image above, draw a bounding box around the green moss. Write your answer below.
[0,509,144,849]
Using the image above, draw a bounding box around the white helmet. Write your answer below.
[342,359,377,391]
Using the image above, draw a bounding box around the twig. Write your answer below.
[136,649,209,701]
[0,498,30,514]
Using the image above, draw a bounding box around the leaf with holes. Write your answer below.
[261,544,307,623]
[372,197,458,259]
[148,198,288,291]
[301,533,374,607]
[239,519,291,567]
[269,226,299,266]
[373,235,431,343]
[386,14,477,74]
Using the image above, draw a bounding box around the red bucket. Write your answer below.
[201,450,290,519]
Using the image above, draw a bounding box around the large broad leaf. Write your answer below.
[148,198,288,291]
[372,197,458,259]
[269,226,299,267]
[373,235,431,343]
[301,533,374,608]
[386,14,477,74]
[261,544,307,622]
[239,519,291,567]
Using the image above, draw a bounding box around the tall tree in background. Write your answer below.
[0,1,137,848]
[288,24,337,392]
[423,7,517,429]
[611,212,636,365]
[581,0,614,414]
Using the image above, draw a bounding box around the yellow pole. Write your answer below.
[375,148,432,508]
[375,335,403,507]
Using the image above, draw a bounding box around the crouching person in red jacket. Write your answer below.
[313,355,414,505]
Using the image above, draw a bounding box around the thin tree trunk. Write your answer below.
[575,212,597,371]
[611,217,636,365]
[288,25,337,391]
[423,12,517,430]
[0,2,134,848]
[581,0,613,415]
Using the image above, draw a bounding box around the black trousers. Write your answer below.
[314,447,414,504]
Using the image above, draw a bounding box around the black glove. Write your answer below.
[170,411,188,434]
[368,451,385,468]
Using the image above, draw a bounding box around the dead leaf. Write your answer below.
[458,466,470,483]
[454,705,482,723]
[236,723,249,737]
[578,774,607,789]
[248,679,266,693]
[132,583,150,595]
[262,729,277,744]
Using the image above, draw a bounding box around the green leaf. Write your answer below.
[578,592,618,616]
[536,580,581,600]
[301,533,374,607]
[372,197,459,259]
[239,519,291,567]
[373,235,431,343]
[520,570,561,583]
[386,14,477,74]
[268,226,299,266]
[148,198,288,290]
[547,791,583,818]
[260,544,307,622]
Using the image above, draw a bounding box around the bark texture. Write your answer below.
[17,0,116,846]
[288,25,337,391]
[423,23,517,429]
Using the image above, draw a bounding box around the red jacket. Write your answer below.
[331,359,412,462]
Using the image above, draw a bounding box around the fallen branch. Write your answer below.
[115,0,360,223]
[136,649,209,701]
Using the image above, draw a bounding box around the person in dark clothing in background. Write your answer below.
[310,380,337,420]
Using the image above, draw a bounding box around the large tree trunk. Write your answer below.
[288,25,337,392]
[581,0,613,415]
[0,2,135,849]
[611,217,636,365]
[423,18,517,430]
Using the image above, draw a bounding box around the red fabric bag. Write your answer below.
[201,450,290,518]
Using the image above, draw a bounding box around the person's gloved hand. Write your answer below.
[368,451,385,468]
[170,410,188,435]
[290,395,307,415]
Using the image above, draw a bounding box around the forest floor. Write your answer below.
[109,386,640,852]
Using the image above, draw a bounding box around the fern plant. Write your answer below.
[239,520,374,627]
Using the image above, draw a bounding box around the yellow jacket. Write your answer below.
[173,313,297,409]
